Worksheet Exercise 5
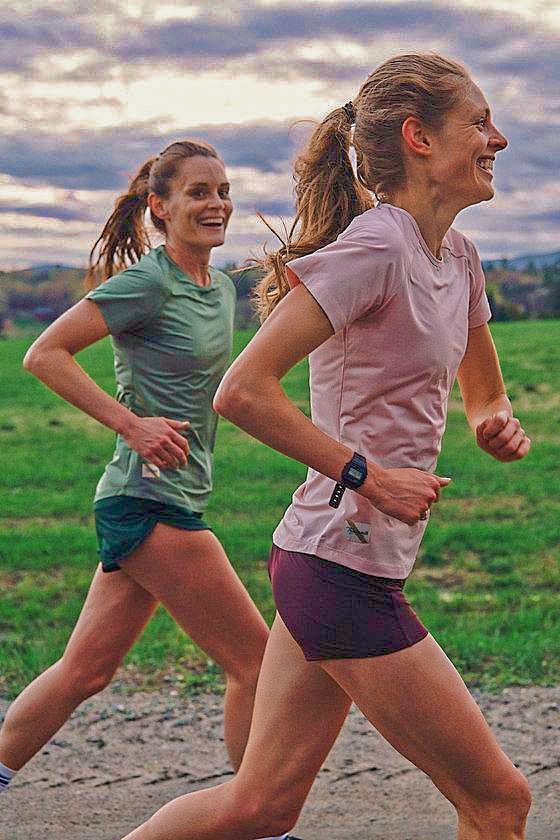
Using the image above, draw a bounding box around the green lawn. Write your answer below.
[0,320,559,695]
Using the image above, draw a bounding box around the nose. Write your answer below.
[490,122,508,152]
[207,191,226,210]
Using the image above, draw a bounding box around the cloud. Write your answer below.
[0,8,99,74]
[113,2,514,63]
[0,202,93,222]
[0,121,300,191]
[0,0,558,267]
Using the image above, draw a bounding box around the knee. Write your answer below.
[222,632,268,688]
[223,656,263,695]
[58,655,117,700]
[243,803,299,838]
[504,769,532,822]
[491,767,531,822]
[463,767,531,833]
[227,780,301,837]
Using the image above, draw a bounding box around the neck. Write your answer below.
[164,240,212,286]
[386,186,461,260]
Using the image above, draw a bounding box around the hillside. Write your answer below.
[0,256,559,334]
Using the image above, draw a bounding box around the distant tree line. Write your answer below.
[1,259,559,336]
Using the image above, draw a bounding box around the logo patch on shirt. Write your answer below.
[142,463,160,479]
[345,520,371,544]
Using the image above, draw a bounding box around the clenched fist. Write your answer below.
[476,411,531,462]
[367,466,452,526]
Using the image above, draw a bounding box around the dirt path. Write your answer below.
[1,684,558,839]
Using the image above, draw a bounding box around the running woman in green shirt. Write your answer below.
[0,140,272,813]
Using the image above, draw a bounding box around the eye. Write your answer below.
[219,187,231,199]
[476,117,487,129]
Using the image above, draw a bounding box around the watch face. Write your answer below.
[347,466,363,480]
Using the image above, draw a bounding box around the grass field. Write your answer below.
[0,320,559,697]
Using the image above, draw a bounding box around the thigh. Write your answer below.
[234,614,352,808]
[321,633,518,804]
[120,524,269,676]
[62,565,158,672]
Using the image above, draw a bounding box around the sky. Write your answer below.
[1,0,559,269]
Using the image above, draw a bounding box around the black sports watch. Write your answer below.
[329,452,368,509]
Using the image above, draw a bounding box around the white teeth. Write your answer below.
[200,218,223,223]
[477,159,494,171]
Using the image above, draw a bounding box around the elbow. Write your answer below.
[22,344,41,374]
[213,377,254,424]
[23,343,51,377]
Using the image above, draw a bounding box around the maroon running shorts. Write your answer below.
[268,544,428,661]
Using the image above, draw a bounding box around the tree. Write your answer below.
[525,259,538,276]
[0,287,7,336]
[543,262,560,316]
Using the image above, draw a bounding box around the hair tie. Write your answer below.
[342,101,356,124]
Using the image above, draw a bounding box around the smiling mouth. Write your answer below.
[476,158,494,176]
[199,218,224,228]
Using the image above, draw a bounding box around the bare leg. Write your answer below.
[322,634,531,840]
[121,618,530,840]
[121,614,352,839]
[0,566,157,769]
[0,525,268,777]
[120,525,269,769]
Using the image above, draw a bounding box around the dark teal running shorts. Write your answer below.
[94,495,211,573]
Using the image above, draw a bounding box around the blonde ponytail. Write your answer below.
[254,105,373,320]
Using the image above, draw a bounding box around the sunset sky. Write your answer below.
[1,0,558,269]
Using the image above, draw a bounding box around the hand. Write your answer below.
[476,411,531,462]
[123,416,190,470]
[366,467,452,526]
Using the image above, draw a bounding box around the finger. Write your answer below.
[497,432,531,461]
[514,436,532,460]
[482,411,511,440]
[476,422,487,450]
[488,418,521,448]
[161,441,188,465]
[435,475,452,487]
[163,418,190,429]
[169,430,190,453]
[494,427,524,456]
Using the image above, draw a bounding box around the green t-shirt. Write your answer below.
[86,245,236,512]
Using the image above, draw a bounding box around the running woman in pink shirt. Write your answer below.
[122,53,532,840]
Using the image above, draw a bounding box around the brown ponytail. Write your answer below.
[86,158,154,288]
[86,139,220,288]
[254,105,372,320]
[254,52,471,321]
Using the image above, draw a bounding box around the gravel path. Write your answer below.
[0,684,558,839]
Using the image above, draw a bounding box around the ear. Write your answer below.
[147,192,169,222]
[401,116,433,157]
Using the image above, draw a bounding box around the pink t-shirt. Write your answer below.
[272,203,491,578]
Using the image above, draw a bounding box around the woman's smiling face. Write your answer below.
[431,84,508,210]
[153,154,233,251]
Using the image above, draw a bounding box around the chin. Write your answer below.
[464,185,495,208]
[196,234,225,249]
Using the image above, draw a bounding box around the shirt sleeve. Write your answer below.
[85,264,169,335]
[465,239,492,328]
[286,215,404,332]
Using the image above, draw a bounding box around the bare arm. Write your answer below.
[457,323,531,462]
[23,298,189,469]
[214,284,450,526]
